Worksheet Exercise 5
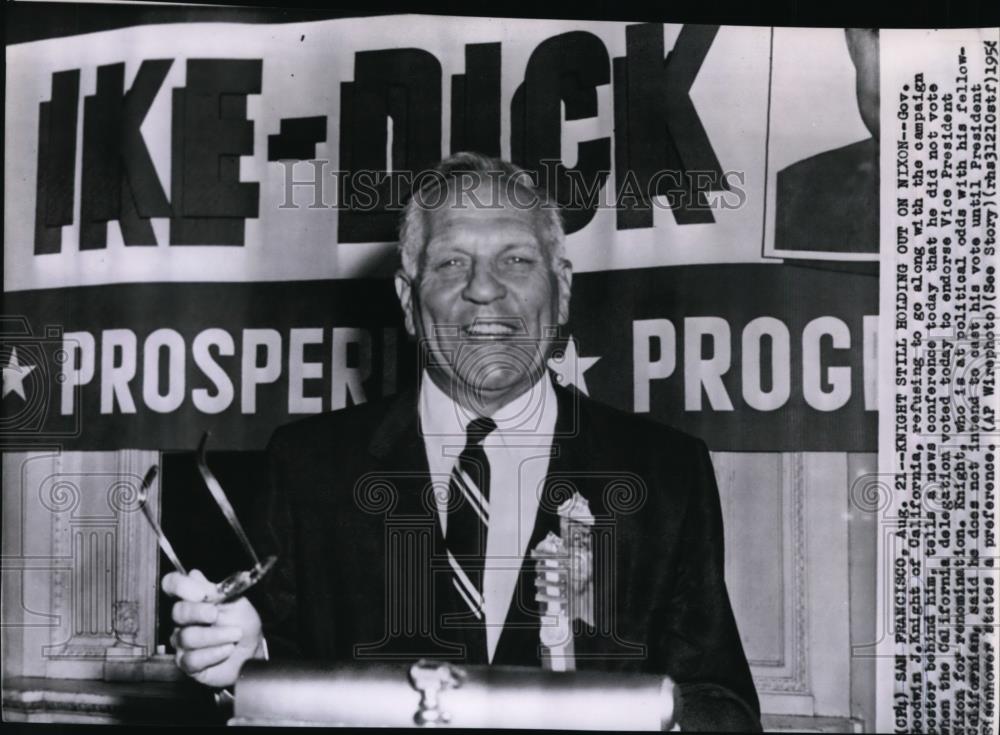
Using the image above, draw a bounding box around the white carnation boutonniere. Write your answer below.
[530,491,595,672]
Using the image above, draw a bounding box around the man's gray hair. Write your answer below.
[397,152,566,281]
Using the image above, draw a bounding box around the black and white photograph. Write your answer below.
[2,1,998,731]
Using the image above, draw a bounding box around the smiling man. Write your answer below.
[395,161,572,418]
[163,153,761,731]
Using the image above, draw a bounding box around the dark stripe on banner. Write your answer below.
[1,264,877,452]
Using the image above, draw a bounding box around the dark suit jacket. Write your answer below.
[775,136,879,255]
[247,383,760,731]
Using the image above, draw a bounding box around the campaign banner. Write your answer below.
[3,16,880,451]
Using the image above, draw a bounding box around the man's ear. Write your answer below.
[394,269,417,337]
[556,258,573,326]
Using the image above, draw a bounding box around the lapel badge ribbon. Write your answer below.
[530,491,594,672]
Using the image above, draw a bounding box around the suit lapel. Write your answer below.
[360,389,468,660]
[492,384,604,666]
[365,388,430,524]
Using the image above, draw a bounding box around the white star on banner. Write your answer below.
[2,347,37,401]
[547,337,601,396]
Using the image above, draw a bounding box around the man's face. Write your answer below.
[845,28,879,139]
[395,180,572,413]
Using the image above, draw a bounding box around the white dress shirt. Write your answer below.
[418,370,559,662]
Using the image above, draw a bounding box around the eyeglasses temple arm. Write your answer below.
[138,465,188,576]
[196,432,262,568]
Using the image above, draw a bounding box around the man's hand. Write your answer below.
[162,569,265,689]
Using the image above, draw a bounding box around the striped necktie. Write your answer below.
[445,415,497,660]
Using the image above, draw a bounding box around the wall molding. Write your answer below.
[752,453,809,694]
[713,452,854,719]
[4,450,161,680]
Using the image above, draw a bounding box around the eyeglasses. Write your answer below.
[138,432,277,604]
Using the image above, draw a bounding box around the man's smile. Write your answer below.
[462,317,527,340]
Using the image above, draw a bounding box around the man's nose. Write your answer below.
[462,263,507,304]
